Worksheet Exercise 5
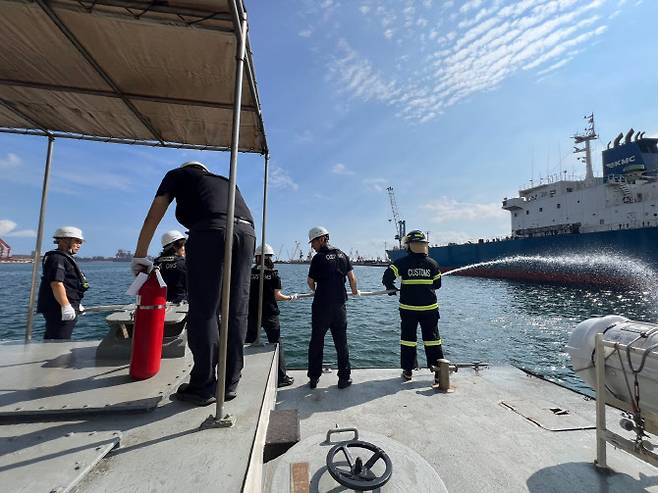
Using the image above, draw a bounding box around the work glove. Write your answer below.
[352,289,361,296]
[61,304,76,321]
[387,287,398,296]
[78,303,85,313]
[131,257,153,276]
[289,293,299,301]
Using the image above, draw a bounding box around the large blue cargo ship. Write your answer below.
[387,117,658,285]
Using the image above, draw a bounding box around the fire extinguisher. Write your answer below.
[130,268,167,380]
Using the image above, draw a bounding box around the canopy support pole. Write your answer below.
[209,5,248,427]
[254,154,270,345]
[26,136,55,341]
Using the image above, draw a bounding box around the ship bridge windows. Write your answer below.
[567,187,573,192]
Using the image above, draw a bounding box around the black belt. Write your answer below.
[189,214,254,231]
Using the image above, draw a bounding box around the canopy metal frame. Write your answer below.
[0,0,271,427]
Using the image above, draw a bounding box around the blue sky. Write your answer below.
[0,0,655,259]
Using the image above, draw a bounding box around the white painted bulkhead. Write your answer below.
[503,178,658,237]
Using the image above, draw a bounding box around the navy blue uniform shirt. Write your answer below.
[308,245,352,305]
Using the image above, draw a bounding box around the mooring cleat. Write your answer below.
[200,413,236,429]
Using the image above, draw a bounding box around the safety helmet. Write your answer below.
[53,226,84,242]
[180,160,209,172]
[161,230,186,248]
[308,226,329,243]
[405,230,428,243]
[255,243,274,256]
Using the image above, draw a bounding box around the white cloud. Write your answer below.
[0,219,36,238]
[298,29,312,38]
[362,177,387,192]
[332,163,355,175]
[422,197,506,223]
[306,0,618,123]
[0,153,21,169]
[56,169,132,191]
[270,166,299,191]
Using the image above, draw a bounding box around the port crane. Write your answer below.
[290,241,301,261]
[386,186,406,248]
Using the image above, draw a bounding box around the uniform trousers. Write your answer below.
[400,309,444,371]
[307,303,351,380]
[185,223,255,398]
[43,311,78,339]
[246,315,288,382]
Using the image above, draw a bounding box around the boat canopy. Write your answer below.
[0,0,267,153]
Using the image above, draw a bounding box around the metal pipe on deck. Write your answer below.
[595,332,607,468]
[25,136,55,341]
[254,154,270,345]
[211,4,248,426]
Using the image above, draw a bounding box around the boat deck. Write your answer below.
[270,366,658,492]
[0,341,277,493]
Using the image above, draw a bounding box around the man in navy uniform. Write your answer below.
[306,226,359,389]
[154,230,188,303]
[382,230,444,381]
[133,161,255,405]
[37,226,89,339]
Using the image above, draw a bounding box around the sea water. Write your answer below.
[2,261,657,393]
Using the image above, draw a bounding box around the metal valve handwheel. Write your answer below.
[326,439,393,491]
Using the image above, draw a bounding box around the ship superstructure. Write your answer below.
[503,118,658,239]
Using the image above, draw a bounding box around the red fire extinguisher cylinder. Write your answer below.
[130,270,167,380]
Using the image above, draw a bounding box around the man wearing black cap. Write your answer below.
[133,161,255,405]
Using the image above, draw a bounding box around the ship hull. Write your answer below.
[387,226,658,286]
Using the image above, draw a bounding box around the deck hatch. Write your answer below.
[0,340,190,419]
[0,428,120,493]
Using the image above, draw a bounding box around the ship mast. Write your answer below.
[573,113,597,183]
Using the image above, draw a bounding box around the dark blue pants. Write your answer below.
[246,315,288,382]
[307,303,351,380]
[185,223,255,397]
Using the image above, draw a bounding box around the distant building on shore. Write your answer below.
[113,249,133,262]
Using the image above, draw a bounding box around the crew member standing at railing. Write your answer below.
[382,230,444,381]
[37,226,89,339]
[246,243,297,387]
[132,161,255,406]
[306,226,359,390]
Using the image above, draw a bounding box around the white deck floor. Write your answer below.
[272,366,658,493]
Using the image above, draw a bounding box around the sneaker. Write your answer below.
[337,378,352,389]
[401,370,413,381]
[309,378,319,389]
[278,375,295,388]
[224,390,238,401]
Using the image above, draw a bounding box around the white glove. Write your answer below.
[131,257,153,276]
[353,289,361,296]
[78,303,85,313]
[289,293,298,301]
[61,304,76,321]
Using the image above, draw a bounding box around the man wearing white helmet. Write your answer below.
[306,226,359,389]
[246,243,297,387]
[37,226,89,339]
[154,230,188,303]
[133,160,255,405]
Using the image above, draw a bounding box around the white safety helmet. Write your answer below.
[180,160,209,172]
[53,226,84,242]
[255,243,274,256]
[161,230,186,248]
[308,226,329,243]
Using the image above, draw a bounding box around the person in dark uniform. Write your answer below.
[306,226,359,389]
[246,243,297,387]
[382,230,444,381]
[133,161,255,405]
[154,230,188,303]
[37,226,89,339]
